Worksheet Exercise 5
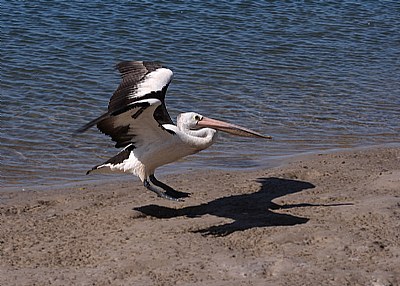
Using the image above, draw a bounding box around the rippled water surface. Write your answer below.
[1,1,399,188]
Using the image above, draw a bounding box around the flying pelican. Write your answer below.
[77,61,271,201]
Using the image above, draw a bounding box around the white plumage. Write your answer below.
[133,68,173,99]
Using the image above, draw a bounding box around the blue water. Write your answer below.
[1,1,399,188]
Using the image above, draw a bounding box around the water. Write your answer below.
[1,1,399,189]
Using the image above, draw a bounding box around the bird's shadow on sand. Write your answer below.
[134,177,350,236]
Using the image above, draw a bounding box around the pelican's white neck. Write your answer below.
[176,112,219,150]
[184,126,218,148]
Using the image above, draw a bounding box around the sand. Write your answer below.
[0,146,399,286]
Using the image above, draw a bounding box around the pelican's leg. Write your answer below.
[149,175,191,199]
[143,179,183,202]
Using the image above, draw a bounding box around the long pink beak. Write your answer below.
[197,117,272,139]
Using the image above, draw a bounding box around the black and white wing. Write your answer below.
[109,61,173,124]
[86,98,176,173]
[77,61,175,148]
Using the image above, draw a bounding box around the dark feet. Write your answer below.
[144,178,189,201]
[149,175,191,199]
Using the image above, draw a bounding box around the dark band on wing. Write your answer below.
[108,61,173,125]
[97,101,155,148]
[111,101,151,116]
[76,61,175,148]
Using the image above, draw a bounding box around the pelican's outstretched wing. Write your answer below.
[86,98,177,173]
[97,98,175,148]
[110,61,173,124]
[82,98,175,149]
[77,61,175,147]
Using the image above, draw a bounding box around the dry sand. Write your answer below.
[0,146,399,286]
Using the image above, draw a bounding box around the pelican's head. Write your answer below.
[177,112,204,130]
[177,112,272,139]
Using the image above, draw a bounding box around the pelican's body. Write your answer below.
[78,61,270,201]
[97,108,217,182]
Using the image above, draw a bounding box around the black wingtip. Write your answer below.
[75,112,109,134]
[75,123,92,134]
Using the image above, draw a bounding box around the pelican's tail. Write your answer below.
[86,144,135,175]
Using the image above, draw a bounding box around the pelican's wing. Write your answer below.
[96,98,175,148]
[77,61,174,134]
[110,61,174,124]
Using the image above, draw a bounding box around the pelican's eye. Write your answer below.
[194,115,202,121]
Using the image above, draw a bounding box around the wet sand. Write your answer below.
[1,146,399,286]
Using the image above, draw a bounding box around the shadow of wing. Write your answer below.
[134,177,316,235]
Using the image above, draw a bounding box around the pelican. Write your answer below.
[77,61,271,201]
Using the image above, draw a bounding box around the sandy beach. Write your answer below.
[0,146,399,286]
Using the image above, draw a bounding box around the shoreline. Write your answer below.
[2,142,399,194]
[1,145,399,285]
